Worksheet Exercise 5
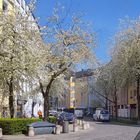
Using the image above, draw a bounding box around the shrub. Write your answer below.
[47,116,57,123]
[0,116,57,135]
[0,118,40,135]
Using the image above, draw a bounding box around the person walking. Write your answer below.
[37,110,42,119]
[2,110,7,118]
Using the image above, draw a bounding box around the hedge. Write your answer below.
[0,118,41,135]
[0,116,57,135]
[47,116,57,123]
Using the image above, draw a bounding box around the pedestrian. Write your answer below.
[2,110,7,118]
[37,110,42,119]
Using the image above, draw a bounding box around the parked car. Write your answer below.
[49,110,57,117]
[93,109,110,121]
[74,109,84,119]
[86,112,93,117]
[57,112,76,124]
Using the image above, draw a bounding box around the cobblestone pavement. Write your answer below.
[1,120,140,140]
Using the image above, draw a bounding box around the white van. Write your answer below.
[74,109,84,119]
[93,109,110,121]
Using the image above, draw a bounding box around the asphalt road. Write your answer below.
[2,120,140,140]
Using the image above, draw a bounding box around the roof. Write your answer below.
[75,69,94,78]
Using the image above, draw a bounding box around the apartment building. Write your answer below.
[128,83,137,119]
[57,69,94,110]
[75,70,94,111]
[117,87,129,118]
[109,82,139,119]
[55,69,95,111]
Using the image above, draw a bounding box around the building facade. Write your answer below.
[128,83,137,119]
[109,82,139,119]
[56,69,95,111]
[74,70,94,111]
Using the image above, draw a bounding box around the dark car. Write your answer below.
[57,112,76,124]
[49,110,57,117]
[86,112,93,118]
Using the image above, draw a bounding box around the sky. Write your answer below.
[30,0,140,64]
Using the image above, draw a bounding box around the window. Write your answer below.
[118,105,120,109]
[70,86,75,91]
[100,110,109,114]
[124,105,128,109]
[134,90,137,97]
[3,0,7,14]
[130,90,133,99]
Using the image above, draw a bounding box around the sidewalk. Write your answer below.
[1,128,92,140]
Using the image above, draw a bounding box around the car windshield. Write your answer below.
[65,113,73,117]
[100,110,109,114]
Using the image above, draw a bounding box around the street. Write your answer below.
[2,120,140,140]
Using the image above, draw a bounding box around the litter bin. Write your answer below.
[62,121,69,133]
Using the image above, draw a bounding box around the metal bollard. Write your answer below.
[28,127,35,136]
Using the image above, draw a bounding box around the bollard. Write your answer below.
[28,127,35,136]
[82,120,85,125]
[73,122,79,132]
[77,119,80,125]
[85,123,88,129]
[82,121,87,130]
[62,121,69,133]
[0,128,2,138]
[55,125,61,135]
[87,123,90,129]
[75,119,78,125]
[79,120,82,126]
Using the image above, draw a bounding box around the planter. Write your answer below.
[27,121,55,135]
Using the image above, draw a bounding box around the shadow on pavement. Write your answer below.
[134,130,140,140]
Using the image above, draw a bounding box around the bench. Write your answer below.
[27,121,56,136]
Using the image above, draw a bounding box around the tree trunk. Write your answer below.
[114,95,118,120]
[39,67,69,120]
[39,81,50,120]
[113,91,118,120]
[43,90,50,120]
[105,96,108,110]
[136,74,140,122]
[113,80,118,120]
[8,76,14,118]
